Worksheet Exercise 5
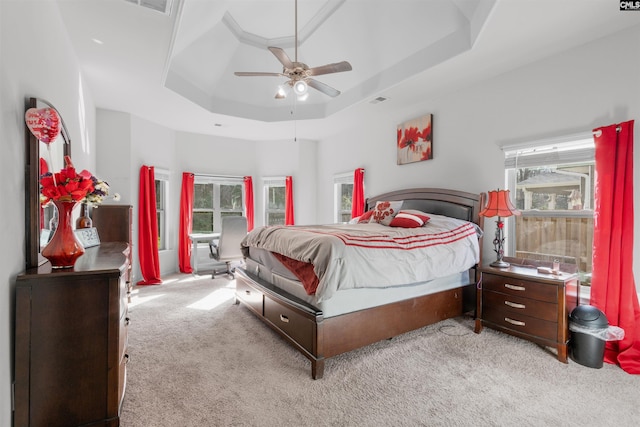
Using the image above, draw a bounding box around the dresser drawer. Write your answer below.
[483,290,558,322]
[119,272,128,318]
[483,273,557,303]
[264,296,315,355]
[236,276,264,315]
[118,354,127,410]
[484,306,558,341]
[119,309,129,362]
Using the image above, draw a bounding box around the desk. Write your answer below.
[189,233,220,274]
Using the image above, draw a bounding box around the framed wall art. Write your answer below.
[397,114,433,165]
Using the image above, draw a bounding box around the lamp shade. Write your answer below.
[479,189,521,218]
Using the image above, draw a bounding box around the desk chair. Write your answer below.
[208,216,247,279]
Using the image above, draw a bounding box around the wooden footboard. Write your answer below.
[235,267,475,379]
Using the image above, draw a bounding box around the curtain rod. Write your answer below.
[193,173,243,179]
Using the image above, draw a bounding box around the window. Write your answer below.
[333,172,354,223]
[503,134,594,285]
[264,178,286,226]
[155,169,169,251]
[193,176,244,233]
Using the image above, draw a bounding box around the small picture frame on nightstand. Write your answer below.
[74,227,101,248]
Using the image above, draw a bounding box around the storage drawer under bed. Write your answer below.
[236,276,264,315]
[264,296,316,355]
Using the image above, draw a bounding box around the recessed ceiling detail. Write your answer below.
[165,0,496,123]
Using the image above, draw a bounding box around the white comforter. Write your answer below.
[241,214,481,302]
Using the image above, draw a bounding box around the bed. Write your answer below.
[234,187,485,379]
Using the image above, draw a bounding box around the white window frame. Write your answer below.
[502,132,595,302]
[333,172,354,223]
[193,175,245,233]
[263,177,286,226]
[155,168,170,251]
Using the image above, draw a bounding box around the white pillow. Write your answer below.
[369,201,403,226]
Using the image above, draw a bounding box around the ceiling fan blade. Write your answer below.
[307,79,340,97]
[308,61,352,77]
[234,72,285,77]
[268,47,294,69]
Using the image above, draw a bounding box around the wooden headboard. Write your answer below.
[365,187,486,228]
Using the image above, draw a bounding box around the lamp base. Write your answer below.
[490,259,511,269]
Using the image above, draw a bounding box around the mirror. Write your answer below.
[25,97,71,268]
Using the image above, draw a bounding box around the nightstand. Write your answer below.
[474,264,579,362]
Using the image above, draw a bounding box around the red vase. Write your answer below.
[42,200,85,268]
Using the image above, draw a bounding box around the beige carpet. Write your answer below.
[120,273,639,426]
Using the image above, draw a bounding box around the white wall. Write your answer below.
[316,24,640,289]
[95,119,316,280]
[96,110,179,279]
[0,1,96,425]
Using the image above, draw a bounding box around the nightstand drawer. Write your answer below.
[483,290,558,322]
[482,273,557,303]
[484,308,558,341]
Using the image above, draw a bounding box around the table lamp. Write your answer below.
[479,189,521,268]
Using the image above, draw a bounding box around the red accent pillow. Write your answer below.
[369,201,403,225]
[389,210,431,228]
[357,210,374,224]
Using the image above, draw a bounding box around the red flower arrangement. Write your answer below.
[40,156,94,204]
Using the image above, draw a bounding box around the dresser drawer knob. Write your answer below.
[504,283,526,291]
[125,317,131,326]
[505,317,526,327]
[280,314,290,323]
[504,301,526,309]
[245,290,251,295]
[124,354,130,364]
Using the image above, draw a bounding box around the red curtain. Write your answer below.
[178,172,194,273]
[351,167,365,218]
[244,176,254,232]
[285,176,295,225]
[137,165,162,285]
[591,120,640,374]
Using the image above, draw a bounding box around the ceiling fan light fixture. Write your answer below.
[275,86,287,99]
[293,80,308,96]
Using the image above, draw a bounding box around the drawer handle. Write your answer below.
[124,354,130,364]
[280,314,289,323]
[504,317,525,327]
[245,290,251,295]
[504,301,526,309]
[504,283,526,291]
[125,317,131,326]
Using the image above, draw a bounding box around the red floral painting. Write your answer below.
[397,114,433,165]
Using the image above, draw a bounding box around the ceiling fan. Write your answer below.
[234,0,352,99]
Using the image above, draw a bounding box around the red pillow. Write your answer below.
[357,210,374,223]
[389,210,431,228]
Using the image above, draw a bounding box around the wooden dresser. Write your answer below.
[14,243,130,427]
[475,264,578,363]
[91,205,133,297]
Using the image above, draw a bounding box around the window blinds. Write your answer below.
[502,132,595,168]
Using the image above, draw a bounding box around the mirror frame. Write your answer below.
[25,97,71,268]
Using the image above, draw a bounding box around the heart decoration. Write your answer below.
[25,107,61,144]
